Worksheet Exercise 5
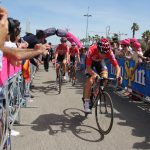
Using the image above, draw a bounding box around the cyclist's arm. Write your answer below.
[108,51,121,78]
[86,66,98,77]
[76,48,80,63]
[66,47,69,63]
[68,49,70,63]
[55,52,58,63]
[114,65,121,78]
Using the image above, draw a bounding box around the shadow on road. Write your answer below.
[71,71,150,149]
[110,91,150,150]
[31,80,59,95]
[31,108,104,142]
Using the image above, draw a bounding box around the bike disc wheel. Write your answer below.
[95,91,114,134]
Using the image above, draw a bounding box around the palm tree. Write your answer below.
[142,30,150,48]
[131,22,139,38]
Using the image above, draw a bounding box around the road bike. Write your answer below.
[68,62,76,86]
[56,62,64,94]
[83,77,116,134]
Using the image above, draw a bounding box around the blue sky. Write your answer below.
[1,0,150,44]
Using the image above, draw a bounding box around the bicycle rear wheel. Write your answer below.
[95,91,114,134]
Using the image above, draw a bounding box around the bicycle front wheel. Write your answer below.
[95,91,114,134]
[58,68,62,94]
[71,66,76,86]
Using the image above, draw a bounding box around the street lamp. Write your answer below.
[84,7,92,45]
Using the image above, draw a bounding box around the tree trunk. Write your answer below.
[133,30,135,38]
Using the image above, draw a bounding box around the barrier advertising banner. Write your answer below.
[107,58,150,97]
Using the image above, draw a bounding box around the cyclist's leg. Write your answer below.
[70,56,76,79]
[56,55,61,78]
[62,58,67,76]
[98,60,108,85]
[83,75,96,113]
[72,57,76,79]
[68,56,72,76]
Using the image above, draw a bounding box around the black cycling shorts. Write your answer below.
[91,60,108,74]
[70,56,76,65]
[57,55,65,63]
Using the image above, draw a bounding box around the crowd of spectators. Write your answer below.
[0,7,53,101]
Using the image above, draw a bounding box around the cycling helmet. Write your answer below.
[97,38,110,54]
[60,37,67,43]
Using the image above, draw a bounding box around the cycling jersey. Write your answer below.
[69,47,79,57]
[86,44,118,68]
[55,44,68,55]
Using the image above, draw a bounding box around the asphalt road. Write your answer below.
[12,64,150,150]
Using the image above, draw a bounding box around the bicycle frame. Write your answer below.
[90,77,116,107]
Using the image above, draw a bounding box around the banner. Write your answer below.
[107,58,150,97]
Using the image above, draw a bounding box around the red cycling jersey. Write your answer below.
[69,47,79,57]
[86,44,118,67]
[55,44,68,55]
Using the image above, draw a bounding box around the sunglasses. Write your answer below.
[97,42,109,54]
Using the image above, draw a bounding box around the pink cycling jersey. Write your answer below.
[86,44,118,67]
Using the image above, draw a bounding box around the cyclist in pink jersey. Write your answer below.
[55,37,69,80]
[83,38,121,113]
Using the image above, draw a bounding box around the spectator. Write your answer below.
[116,39,132,58]
[43,42,52,72]
[128,42,143,76]
[0,7,48,63]
[144,40,150,58]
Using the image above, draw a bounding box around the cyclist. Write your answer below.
[68,42,80,79]
[83,38,121,113]
[55,37,69,80]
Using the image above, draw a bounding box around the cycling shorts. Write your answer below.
[70,56,76,65]
[56,55,65,64]
[89,60,108,78]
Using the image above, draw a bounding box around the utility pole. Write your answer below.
[106,26,110,38]
[84,7,92,45]
[26,19,31,34]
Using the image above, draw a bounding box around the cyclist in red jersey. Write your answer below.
[69,42,80,65]
[83,38,121,113]
[68,42,80,80]
[55,37,69,80]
